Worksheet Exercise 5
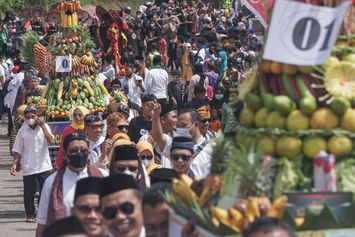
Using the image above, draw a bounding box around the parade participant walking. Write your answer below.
[35,132,105,237]
[144,55,169,105]
[123,63,145,113]
[55,106,89,169]
[72,177,109,237]
[10,106,54,223]
[128,94,157,143]
[84,113,106,167]
[100,174,146,237]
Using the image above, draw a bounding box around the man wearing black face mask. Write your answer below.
[35,132,107,237]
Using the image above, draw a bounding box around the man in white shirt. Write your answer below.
[151,105,212,178]
[144,55,169,105]
[10,106,54,223]
[99,55,116,84]
[35,132,105,237]
[123,63,145,111]
[84,113,106,167]
[4,65,24,135]
[0,58,6,119]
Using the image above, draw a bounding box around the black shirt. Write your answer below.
[128,116,152,143]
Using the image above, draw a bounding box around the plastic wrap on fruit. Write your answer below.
[273,157,299,198]
[314,151,336,192]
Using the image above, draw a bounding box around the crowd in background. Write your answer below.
[0,1,295,237]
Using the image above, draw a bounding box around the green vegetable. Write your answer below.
[336,158,355,192]
[273,157,299,198]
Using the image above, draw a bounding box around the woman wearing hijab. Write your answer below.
[136,141,160,175]
[54,106,89,169]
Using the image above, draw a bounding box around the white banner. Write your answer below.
[263,0,350,66]
[55,55,72,72]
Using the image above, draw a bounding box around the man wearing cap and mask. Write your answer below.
[108,140,149,190]
[100,174,145,237]
[35,132,106,237]
[151,105,213,178]
[10,106,54,223]
[72,177,109,237]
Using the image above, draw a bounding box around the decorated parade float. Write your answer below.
[162,0,355,236]
[20,0,127,121]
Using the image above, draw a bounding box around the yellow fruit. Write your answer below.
[282,64,298,75]
[172,179,196,205]
[228,208,244,229]
[276,136,302,158]
[266,111,286,129]
[310,108,339,129]
[270,62,282,75]
[258,136,276,156]
[255,108,269,128]
[302,136,328,158]
[286,110,309,131]
[261,60,271,74]
[328,136,353,156]
[341,109,355,132]
[240,108,255,128]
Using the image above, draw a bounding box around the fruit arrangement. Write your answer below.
[162,172,288,235]
[21,0,109,119]
[59,0,81,27]
[27,96,47,106]
[234,40,355,160]
[109,90,128,104]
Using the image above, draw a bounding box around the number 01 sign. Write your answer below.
[263,0,350,66]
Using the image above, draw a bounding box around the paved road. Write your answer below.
[0,119,36,237]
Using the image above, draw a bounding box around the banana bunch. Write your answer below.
[72,55,82,70]
[81,52,97,67]
[59,1,81,13]
[210,196,288,231]
[171,174,199,206]
[61,13,78,27]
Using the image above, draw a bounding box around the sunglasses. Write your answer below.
[88,124,105,130]
[171,154,192,161]
[116,166,138,173]
[201,118,212,124]
[117,125,129,131]
[76,204,100,214]
[140,155,153,160]
[102,202,135,220]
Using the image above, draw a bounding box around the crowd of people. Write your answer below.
[0,0,295,237]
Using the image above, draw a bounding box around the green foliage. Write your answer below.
[0,0,147,16]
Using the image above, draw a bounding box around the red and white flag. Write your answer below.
[241,0,272,27]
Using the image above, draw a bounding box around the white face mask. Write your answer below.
[122,169,138,179]
[175,127,192,139]
[27,118,36,126]
[141,159,151,167]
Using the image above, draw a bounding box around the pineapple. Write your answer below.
[218,144,277,209]
[199,136,230,206]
